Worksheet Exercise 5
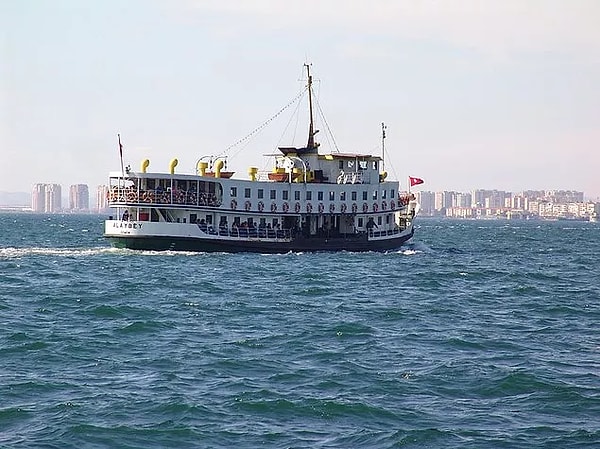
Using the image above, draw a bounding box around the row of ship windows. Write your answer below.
[230,187,395,202]
[191,214,390,228]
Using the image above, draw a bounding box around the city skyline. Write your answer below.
[2,1,600,197]
[2,182,598,211]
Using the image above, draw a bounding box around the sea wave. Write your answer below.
[0,246,119,258]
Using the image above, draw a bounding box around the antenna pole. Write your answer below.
[381,122,387,172]
[118,133,125,179]
[305,63,315,150]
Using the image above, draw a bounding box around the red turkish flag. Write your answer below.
[409,176,424,187]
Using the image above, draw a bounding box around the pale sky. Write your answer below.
[2,0,599,198]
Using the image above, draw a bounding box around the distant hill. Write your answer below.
[0,191,30,206]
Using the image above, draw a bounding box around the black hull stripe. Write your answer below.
[106,231,414,253]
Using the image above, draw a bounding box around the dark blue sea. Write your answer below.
[1,213,598,448]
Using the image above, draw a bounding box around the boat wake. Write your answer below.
[0,246,122,259]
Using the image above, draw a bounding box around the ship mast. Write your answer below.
[305,63,318,151]
[381,122,387,172]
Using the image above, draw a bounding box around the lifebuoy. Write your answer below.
[294,202,301,213]
[127,191,136,202]
[340,203,347,213]
[390,200,395,210]
[306,202,313,213]
[373,203,379,212]
[318,203,325,214]
[352,203,358,213]
[271,202,277,212]
[363,203,369,213]
[231,199,237,210]
[258,201,265,212]
[282,202,289,213]
[245,200,251,211]
[329,203,335,213]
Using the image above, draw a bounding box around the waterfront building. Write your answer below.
[96,185,109,212]
[44,184,62,213]
[31,183,62,213]
[545,190,584,203]
[415,191,435,216]
[69,184,89,211]
[454,192,472,208]
[31,184,46,212]
[435,191,454,214]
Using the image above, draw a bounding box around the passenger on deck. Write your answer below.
[366,217,377,230]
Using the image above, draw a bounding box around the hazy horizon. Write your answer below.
[2,1,599,197]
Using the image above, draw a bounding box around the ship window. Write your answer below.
[190,214,197,224]
[259,217,266,227]
[270,189,276,200]
[294,191,300,201]
[283,191,289,201]
[378,216,382,225]
[372,161,378,170]
[340,192,346,201]
[244,188,251,198]
[339,160,344,169]
[318,191,323,201]
[230,187,237,197]
[359,161,367,170]
[306,191,312,201]
[358,217,364,227]
[372,191,378,200]
[205,215,212,224]
[382,190,387,199]
[362,191,368,201]
[258,189,264,199]
[351,191,357,201]
[329,191,335,201]
[391,189,395,198]
[386,214,391,224]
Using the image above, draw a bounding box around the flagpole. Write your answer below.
[118,134,125,180]
[381,122,386,173]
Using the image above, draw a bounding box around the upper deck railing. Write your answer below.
[108,187,221,207]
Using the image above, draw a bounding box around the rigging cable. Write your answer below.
[222,86,308,160]
[313,95,340,153]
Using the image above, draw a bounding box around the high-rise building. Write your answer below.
[434,191,454,213]
[32,183,62,213]
[416,191,435,215]
[69,184,89,211]
[44,184,62,213]
[31,184,46,212]
[96,185,109,212]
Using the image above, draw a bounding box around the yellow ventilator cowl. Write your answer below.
[248,167,258,181]
[214,159,224,178]
[198,161,208,176]
[293,167,302,183]
[141,159,150,173]
[169,158,178,174]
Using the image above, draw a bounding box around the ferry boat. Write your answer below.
[103,65,420,253]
